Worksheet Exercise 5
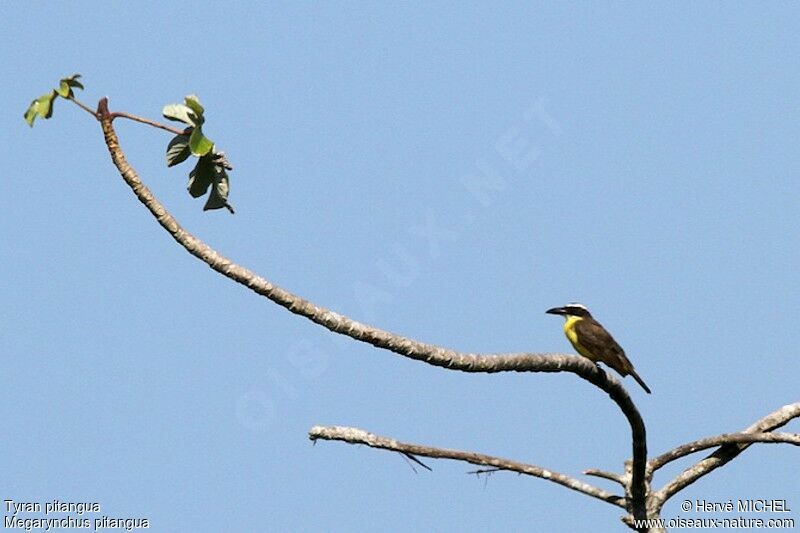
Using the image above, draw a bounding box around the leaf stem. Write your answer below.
[67,95,100,119]
[110,111,188,136]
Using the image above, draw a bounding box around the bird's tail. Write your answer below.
[629,370,652,394]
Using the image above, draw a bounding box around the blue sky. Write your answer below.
[3,2,798,531]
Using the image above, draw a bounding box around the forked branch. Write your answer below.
[650,431,800,472]
[652,402,800,509]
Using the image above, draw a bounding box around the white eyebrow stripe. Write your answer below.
[566,302,588,311]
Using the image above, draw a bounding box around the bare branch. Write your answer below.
[584,468,625,486]
[650,431,800,472]
[653,402,800,508]
[96,99,650,517]
[309,425,626,508]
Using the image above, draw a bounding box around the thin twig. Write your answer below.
[110,110,188,136]
[67,95,99,119]
[467,467,503,475]
[309,425,626,508]
[402,452,432,472]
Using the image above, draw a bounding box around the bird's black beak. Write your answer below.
[546,306,567,316]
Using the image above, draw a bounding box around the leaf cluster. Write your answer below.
[163,95,234,213]
[24,74,83,127]
[24,75,235,214]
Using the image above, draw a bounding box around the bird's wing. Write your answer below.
[573,318,634,375]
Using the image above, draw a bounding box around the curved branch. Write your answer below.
[650,431,800,472]
[653,402,800,508]
[309,425,626,508]
[96,98,648,517]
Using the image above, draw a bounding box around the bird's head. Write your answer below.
[546,303,592,318]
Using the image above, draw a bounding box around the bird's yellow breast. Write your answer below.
[563,316,597,361]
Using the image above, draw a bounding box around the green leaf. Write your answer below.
[63,73,83,89]
[55,75,84,98]
[40,91,57,119]
[183,95,204,119]
[162,103,197,125]
[24,100,39,127]
[28,91,58,123]
[166,133,192,167]
[189,125,214,156]
[188,156,214,198]
[204,164,234,213]
[187,153,234,213]
[56,80,71,98]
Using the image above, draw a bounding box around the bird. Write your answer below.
[546,303,651,394]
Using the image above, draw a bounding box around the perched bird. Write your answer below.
[546,303,651,394]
